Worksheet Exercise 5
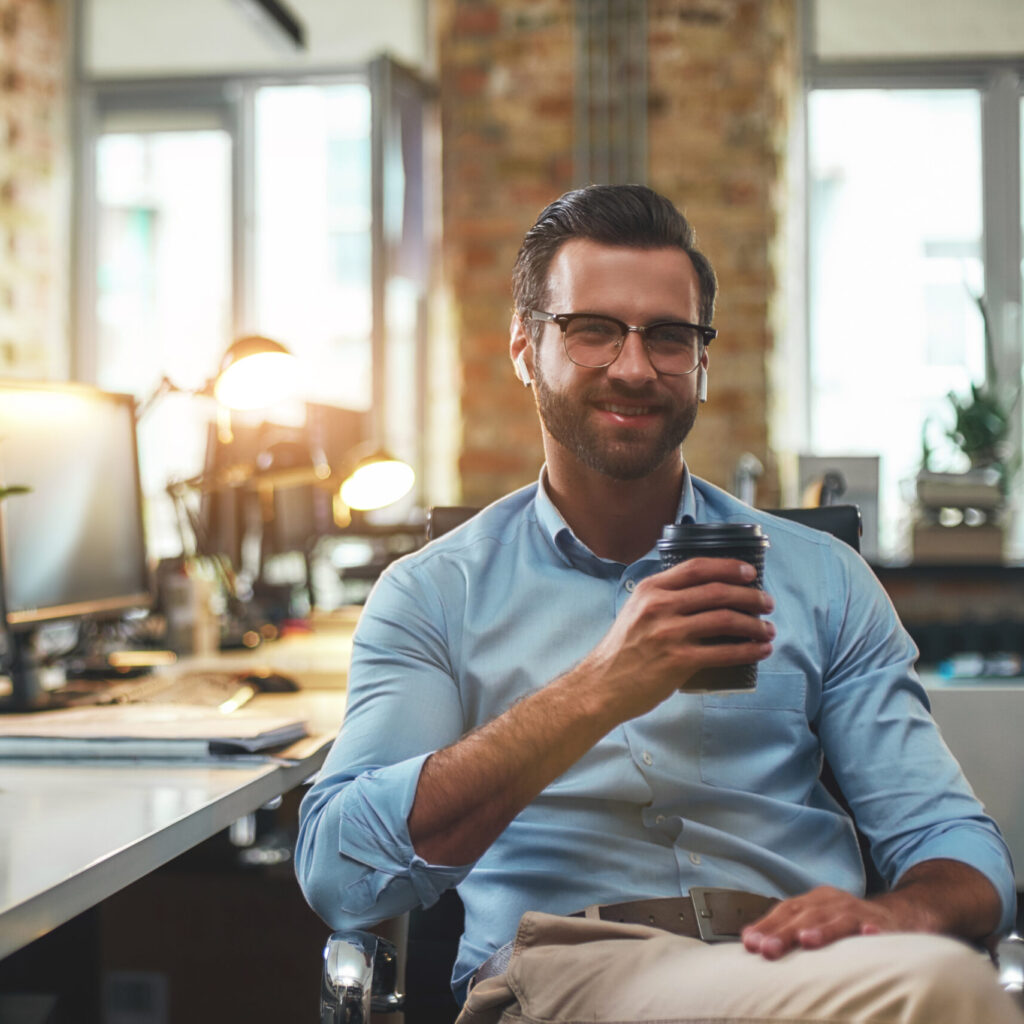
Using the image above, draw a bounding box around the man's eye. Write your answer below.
[648,324,698,347]
[569,318,620,339]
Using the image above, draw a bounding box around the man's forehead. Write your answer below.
[544,239,700,304]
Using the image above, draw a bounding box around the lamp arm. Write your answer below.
[135,375,220,422]
[135,376,182,422]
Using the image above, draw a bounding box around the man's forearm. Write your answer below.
[879,858,1003,943]
[407,664,619,866]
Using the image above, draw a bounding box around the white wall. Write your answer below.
[84,0,430,78]
[816,0,1024,60]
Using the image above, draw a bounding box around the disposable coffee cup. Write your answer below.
[657,522,770,694]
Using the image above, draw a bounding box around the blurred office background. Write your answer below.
[2,4,1024,1020]
[1,0,1022,568]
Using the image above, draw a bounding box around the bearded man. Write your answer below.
[297,185,1019,1024]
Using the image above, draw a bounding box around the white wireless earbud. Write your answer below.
[697,366,708,403]
[514,351,533,387]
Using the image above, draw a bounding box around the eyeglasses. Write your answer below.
[525,310,716,376]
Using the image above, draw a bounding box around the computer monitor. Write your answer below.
[0,380,150,710]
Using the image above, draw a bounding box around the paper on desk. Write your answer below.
[0,704,308,759]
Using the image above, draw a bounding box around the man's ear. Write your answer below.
[510,313,534,387]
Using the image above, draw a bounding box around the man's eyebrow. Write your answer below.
[569,309,699,323]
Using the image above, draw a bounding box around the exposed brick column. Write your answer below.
[437,0,798,505]
[437,0,575,504]
[0,0,67,379]
[647,0,797,502]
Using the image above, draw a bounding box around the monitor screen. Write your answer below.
[0,380,150,629]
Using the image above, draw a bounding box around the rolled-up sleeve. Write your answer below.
[295,558,474,929]
[817,542,1016,936]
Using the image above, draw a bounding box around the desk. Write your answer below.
[923,674,1024,889]
[0,649,349,963]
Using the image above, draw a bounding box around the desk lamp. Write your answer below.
[136,335,302,420]
[212,336,301,410]
[141,335,412,513]
[338,445,416,512]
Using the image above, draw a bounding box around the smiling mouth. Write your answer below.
[595,402,660,417]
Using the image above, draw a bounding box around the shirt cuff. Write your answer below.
[338,751,474,908]
[901,833,1017,937]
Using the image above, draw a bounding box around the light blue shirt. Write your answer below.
[296,470,1015,1002]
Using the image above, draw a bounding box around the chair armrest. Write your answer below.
[321,930,405,1024]
[996,934,1024,1009]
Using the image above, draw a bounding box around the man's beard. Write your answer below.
[533,363,698,481]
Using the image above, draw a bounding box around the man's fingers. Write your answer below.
[656,556,759,587]
[686,607,777,641]
[644,580,775,619]
[740,889,900,960]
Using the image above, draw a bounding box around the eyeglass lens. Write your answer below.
[562,315,702,373]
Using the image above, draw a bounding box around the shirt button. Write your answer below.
[624,579,636,592]
[642,751,654,766]
[655,814,666,825]
[689,851,702,865]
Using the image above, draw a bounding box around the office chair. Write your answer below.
[319,504,1023,1024]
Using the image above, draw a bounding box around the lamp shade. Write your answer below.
[213,335,301,410]
[339,449,415,511]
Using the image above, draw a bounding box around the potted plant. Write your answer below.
[920,292,1020,497]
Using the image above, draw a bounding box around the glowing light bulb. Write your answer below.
[213,351,300,410]
[339,456,415,511]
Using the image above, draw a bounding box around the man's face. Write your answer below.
[526,239,706,482]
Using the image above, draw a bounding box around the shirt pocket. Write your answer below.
[699,671,809,792]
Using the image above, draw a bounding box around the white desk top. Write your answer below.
[920,674,1024,887]
[0,646,349,961]
[6,626,1017,961]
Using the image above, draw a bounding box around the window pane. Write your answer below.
[253,83,373,411]
[95,130,232,557]
[808,89,984,559]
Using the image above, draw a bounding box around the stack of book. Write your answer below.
[912,470,1005,564]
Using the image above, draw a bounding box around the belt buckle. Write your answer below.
[689,887,738,943]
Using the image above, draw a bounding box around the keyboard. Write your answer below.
[95,671,257,711]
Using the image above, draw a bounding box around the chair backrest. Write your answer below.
[426,506,483,541]
[409,502,874,1024]
[767,505,861,553]
[427,504,863,553]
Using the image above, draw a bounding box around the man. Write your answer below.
[297,185,1020,1023]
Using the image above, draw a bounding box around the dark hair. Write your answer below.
[512,184,718,327]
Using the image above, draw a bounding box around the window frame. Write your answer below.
[797,8,1024,555]
[71,59,435,502]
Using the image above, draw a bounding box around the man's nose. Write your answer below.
[607,328,657,383]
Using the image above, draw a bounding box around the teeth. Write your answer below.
[604,403,653,415]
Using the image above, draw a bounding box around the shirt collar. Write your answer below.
[533,464,696,574]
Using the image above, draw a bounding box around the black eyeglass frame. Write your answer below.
[524,309,716,376]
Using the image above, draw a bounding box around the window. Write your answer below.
[94,127,233,556]
[253,83,373,412]
[805,74,1023,560]
[77,61,432,559]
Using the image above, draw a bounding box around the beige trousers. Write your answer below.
[457,911,1024,1024]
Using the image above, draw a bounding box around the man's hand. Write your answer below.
[741,887,905,959]
[584,556,776,720]
[741,860,1003,959]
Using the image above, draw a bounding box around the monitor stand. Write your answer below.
[0,627,73,713]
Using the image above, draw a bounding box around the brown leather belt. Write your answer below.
[572,888,778,942]
[471,889,778,987]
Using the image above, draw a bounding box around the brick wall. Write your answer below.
[436,0,798,506]
[0,0,67,379]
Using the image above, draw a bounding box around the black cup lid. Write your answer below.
[658,522,769,549]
